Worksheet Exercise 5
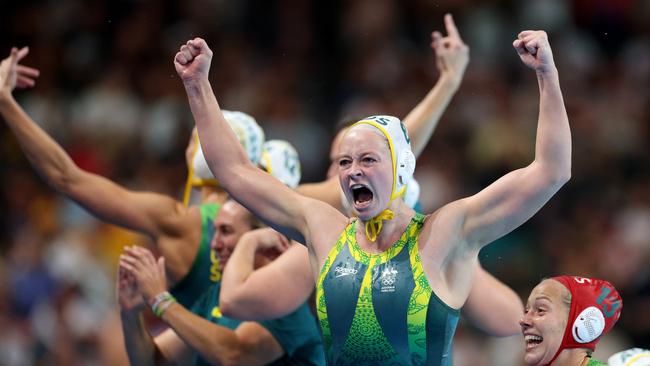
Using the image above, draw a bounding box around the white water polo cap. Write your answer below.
[259,140,301,189]
[184,110,265,205]
[403,177,420,209]
[350,115,415,201]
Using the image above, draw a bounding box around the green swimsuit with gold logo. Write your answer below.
[316,213,460,365]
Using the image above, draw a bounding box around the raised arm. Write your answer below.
[120,246,285,365]
[0,47,188,241]
[403,13,469,157]
[456,30,571,249]
[220,229,314,320]
[462,264,523,336]
[176,38,344,247]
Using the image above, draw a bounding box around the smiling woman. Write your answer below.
[521,276,622,366]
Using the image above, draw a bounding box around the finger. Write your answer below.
[431,31,443,49]
[186,40,201,57]
[191,38,212,57]
[175,52,188,65]
[524,39,539,55]
[513,39,527,56]
[518,30,536,39]
[119,258,137,273]
[180,45,193,63]
[158,257,166,276]
[444,14,462,41]
[17,65,39,78]
[16,76,35,88]
[15,47,29,62]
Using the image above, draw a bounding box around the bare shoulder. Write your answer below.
[418,199,471,260]
[300,197,348,263]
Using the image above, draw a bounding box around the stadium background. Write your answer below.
[0,0,648,364]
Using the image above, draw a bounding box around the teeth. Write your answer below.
[524,335,543,342]
[351,184,365,189]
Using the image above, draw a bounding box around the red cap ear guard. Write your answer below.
[545,276,623,365]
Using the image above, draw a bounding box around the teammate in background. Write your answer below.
[521,276,623,366]
[178,22,571,365]
[0,46,264,308]
[118,200,324,366]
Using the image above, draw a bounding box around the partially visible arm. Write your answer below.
[121,310,180,366]
[457,31,571,250]
[295,177,342,211]
[221,230,314,320]
[116,261,179,366]
[0,49,188,241]
[176,38,345,249]
[122,245,285,366]
[161,303,285,366]
[462,264,523,336]
[403,13,469,157]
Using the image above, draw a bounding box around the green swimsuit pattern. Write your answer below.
[316,213,460,365]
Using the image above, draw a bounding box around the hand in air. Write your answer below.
[0,47,40,98]
[431,14,469,83]
[174,38,213,83]
[513,31,556,74]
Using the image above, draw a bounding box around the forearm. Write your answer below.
[120,310,163,366]
[161,302,241,365]
[533,68,571,180]
[463,269,523,336]
[0,95,80,188]
[403,72,461,157]
[183,79,250,183]
[220,234,259,313]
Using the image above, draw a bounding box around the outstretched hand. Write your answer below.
[0,47,40,99]
[174,38,213,83]
[431,14,469,83]
[119,246,167,305]
[513,31,556,74]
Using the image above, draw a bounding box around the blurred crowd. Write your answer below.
[0,0,648,365]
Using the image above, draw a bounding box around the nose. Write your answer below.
[349,161,363,179]
[210,233,224,251]
[519,311,532,330]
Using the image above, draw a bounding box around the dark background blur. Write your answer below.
[0,0,648,365]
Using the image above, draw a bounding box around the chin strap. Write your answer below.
[362,184,407,242]
[364,209,395,242]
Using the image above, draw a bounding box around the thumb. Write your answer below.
[9,47,19,67]
[158,256,166,275]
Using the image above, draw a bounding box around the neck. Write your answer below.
[359,200,414,251]
[548,348,590,366]
[200,186,228,204]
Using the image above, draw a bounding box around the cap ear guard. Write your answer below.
[571,306,605,344]
[403,177,420,209]
[260,139,302,189]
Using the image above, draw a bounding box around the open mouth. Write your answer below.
[524,334,543,351]
[351,184,373,208]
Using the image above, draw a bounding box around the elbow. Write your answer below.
[219,297,236,318]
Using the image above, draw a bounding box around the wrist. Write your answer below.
[536,66,559,80]
[149,291,177,318]
[0,91,15,108]
[183,77,211,95]
[438,73,463,90]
